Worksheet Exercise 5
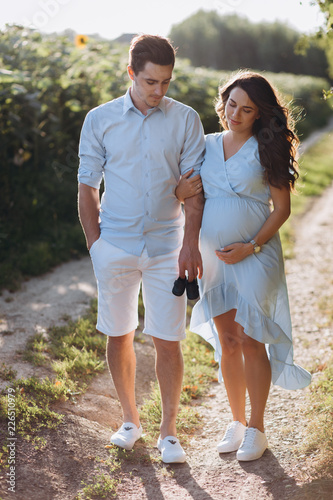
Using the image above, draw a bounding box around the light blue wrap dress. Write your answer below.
[190,132,311,390]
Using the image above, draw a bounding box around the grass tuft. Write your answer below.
[52,346,105,380]
[299,359,333,476]
[76,473,119,499]
[0,376,70,442]
[0,363,17,382]
[22,333,50,365]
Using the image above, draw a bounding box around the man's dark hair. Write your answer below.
[129,34,176,75]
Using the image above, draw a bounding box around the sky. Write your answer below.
[0,0,326,40]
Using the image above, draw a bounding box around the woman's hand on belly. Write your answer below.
[215,242,253,265]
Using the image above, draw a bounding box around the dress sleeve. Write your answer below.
[179,109,205,177]
[78,110,105,189]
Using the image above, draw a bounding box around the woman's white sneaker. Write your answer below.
[217,421,247,453]
[236,427,268,461]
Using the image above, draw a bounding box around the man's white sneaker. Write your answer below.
[110,422,142,450]
[236,427,268,461]
[157,435,186,463]
[217,421,247,453]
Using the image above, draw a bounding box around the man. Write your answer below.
[78,34,205,463]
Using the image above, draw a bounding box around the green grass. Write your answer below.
[0,301,106,452]
[20,301,106,380]
[281,132,333,478]
[22,333,50,365]
[76,472,119,499]
[280,132,333,258]
[0,376,71,459]
[0,363,17,382]
[74,449,123,499]
[299,290,333,478]
[299,359,333,476]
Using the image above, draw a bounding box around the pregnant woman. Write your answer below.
[177,71,311,461]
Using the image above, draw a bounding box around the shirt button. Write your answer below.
[145,211,149,215]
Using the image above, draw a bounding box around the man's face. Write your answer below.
[128,61,173,115]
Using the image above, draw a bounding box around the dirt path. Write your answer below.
[1,139,333,499]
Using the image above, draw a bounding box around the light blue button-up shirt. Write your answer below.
[78,89,205,257]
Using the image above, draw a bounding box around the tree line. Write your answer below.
[169,11,329,78]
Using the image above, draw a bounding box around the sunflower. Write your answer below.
[75,34,88,49]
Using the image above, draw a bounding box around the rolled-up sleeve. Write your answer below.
[179,109,205,177]
[78,110,105,189]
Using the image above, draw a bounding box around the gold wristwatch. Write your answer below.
[250,239,261,253]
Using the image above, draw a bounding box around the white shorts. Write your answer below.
[89,237,186,341]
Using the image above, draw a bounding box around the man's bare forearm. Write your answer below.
[78,183,101,250]
[183,192,204,245]
[178,192,205,280]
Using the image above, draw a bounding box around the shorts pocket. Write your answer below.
[89,236,101,256]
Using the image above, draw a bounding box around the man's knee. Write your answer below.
[106,331,135,350]
[152,336,181,355]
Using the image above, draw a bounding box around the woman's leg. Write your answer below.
[214,309,246,426]
[214,309,271,431]
[242,335,271,432]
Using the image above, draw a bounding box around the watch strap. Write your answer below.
[250,239,260,253]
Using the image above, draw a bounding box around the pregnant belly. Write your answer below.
[200,197,269,249]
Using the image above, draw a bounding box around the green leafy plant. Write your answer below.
[0,377,69,440]
[76,473,119,499]
[0,363,17,382]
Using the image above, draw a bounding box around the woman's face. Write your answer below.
[225,86,260,136]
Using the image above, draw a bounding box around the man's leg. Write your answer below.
[106,331,140,428]
[89,239,143,448]
[140,246,187,461]
[152,337,184,438]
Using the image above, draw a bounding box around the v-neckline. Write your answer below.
[221,132,253,163]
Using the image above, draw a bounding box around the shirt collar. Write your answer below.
[123,88,166,117]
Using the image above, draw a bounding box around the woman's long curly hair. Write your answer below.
[215,70,299,191]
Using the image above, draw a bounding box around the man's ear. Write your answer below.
[127,65,135,81]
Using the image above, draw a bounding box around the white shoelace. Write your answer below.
[242,428,257,447]
[223,422,239,441]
